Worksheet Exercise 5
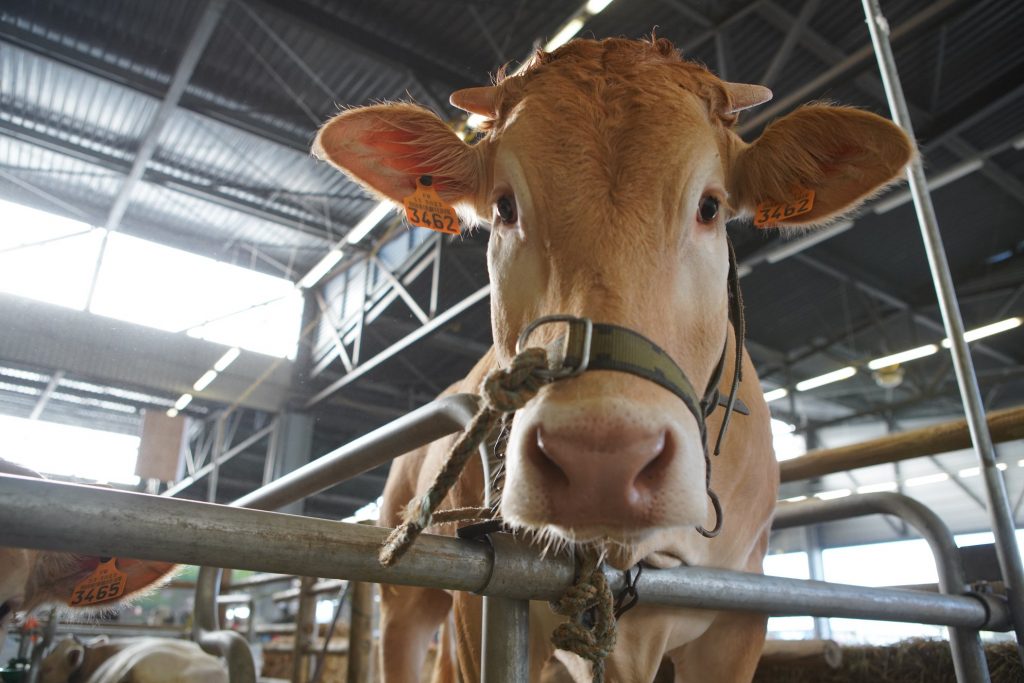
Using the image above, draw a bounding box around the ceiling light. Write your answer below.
[873,160,983,215]
[1018,459,1024,468]
[959,467,980,478]
[867,344,939,370]
[997,462,1008,471]
[763,387,788,402]
[173,393,193,411]
[904,472,949,487]
[166,408,179,418]
[781,495,807,503]
[213,347,241,372]
[544,18,585,52]
[857,481,899,494]
[941,317,1022,347]
[345,201,393,245]
[795,366,856,392]
[585,0,615,14]
[297,249,344,290]
[466,113,488,129]
[815,489,851,501]
[192,370,218,392]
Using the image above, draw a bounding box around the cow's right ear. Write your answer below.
[313,103,481,208]
[730,104,913,227]
[27,554,176,612]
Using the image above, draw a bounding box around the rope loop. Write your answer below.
[378,346,549,567]
[549,550,617,682]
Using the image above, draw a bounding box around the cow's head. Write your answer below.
[0,460,176,644]
[314,38,911,565]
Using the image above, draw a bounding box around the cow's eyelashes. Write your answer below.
[697,195,720,224]
[494,195,518,226]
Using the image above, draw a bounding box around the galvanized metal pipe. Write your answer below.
[0,475,1008,631]
[775,493,989,682]
[862,0,1024,659]
[481,534,532,683]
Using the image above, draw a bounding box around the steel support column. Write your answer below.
[862,0,1024,660]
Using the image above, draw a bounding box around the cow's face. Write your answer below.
[314,38,911,567]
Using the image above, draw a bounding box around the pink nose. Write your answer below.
[526,420,675,527]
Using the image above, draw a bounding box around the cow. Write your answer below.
[38,636,228,683]
[0,460,176,648]
[312,36,911,682]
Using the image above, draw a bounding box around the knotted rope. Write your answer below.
[550,550,617,682]
[378,347,548,566]
[376,347,620,681]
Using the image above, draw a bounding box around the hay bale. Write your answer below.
[753,638,1021,683]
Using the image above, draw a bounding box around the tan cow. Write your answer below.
[39,636,228,683]
[313,37,911,682]
[0,460,176,647]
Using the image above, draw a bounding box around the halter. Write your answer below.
[514,238,747,538]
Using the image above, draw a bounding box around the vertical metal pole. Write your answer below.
[208,415,224,504]
[293,577,316,683]
[429,235,442,319]
[861,0,1024,658]
[481,597,530,683]
[804,526,832,640]
[345,582,374,683]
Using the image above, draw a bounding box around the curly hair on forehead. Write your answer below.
[481,35,738,131]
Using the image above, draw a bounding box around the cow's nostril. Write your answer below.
[530,428,571,487]
[636,430,673,485]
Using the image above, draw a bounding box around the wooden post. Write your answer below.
[346,581,374,683]
[781,405,1024,482]
[293,577,316,683]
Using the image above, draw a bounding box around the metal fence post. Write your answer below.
[346,581,374,683]
[293,577,316,683]
[861,0,1024,660]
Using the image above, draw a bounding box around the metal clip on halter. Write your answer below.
[516,314,593,380]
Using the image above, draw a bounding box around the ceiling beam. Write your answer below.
[103,0,227,234]
[0,115,332,240]
[0,24,309,153]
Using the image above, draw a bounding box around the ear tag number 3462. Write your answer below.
[754,189,815,227]
[402,176,460,235]
[69,558,128,607]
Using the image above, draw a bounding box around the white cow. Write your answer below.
[39,637,228,683]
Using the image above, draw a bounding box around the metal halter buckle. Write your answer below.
[515,315,593,380]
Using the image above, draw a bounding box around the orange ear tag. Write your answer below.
[754,189,815,228]
[402,176,460,235]
[69,558,128,607]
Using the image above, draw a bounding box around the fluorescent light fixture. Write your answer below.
[941,317,1022,347]
[782,495,807,503]
[815,489,851,501]
[763,387,788,402]
[736,264,753,279]
[345,201,393,245]
[192,370,218,392]
[867,344,939,370]
[795,366,856,392]
[857,481,899,494]
[213,347,241,372]
[1018,459,1024,468]
[765,221,853,264]
[959,467,980,478]
[297,249,344,290]
[997,462,1008,471]
[904,472,949,488]
[173,393,193,411]
[166,408,179,418]
[545,18,585,51]
[585,0,615,13]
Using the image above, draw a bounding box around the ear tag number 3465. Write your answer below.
[402,176,460,235]
[69,558,128,607]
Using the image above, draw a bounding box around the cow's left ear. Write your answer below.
[313,103,480,208]
[730,105,913,227]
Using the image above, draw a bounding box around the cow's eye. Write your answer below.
[495,195,518,226]
[697,195,719,223]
